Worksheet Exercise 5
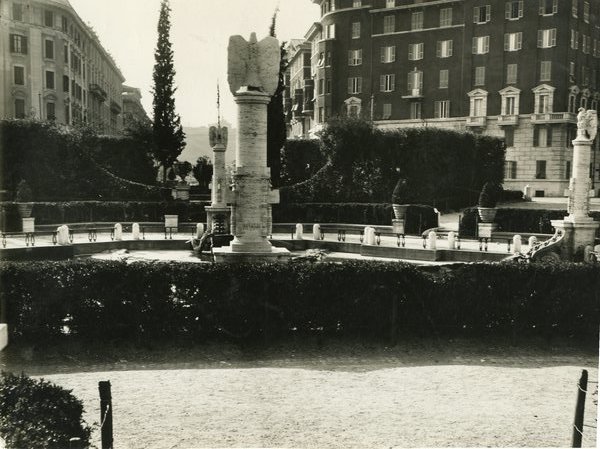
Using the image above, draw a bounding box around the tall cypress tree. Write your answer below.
[152,0,185,183]
[267,11,288,188]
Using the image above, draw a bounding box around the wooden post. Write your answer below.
[572,369,588,448]
[98,381,113,449]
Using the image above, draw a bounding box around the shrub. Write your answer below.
[1,260,598,344]
[391,177,410,204]
[478,182,501,208]
[15,180,33,202]
[0,371,91,449]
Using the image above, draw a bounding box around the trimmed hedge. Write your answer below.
[0,201,207,230]
[1,260,598,343]
[272,203,438,231]
[460,207,600,237]
[0,371,91,448]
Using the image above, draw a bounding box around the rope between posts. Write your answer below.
[100,404,111,428]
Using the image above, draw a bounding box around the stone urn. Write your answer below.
[477,206,497,223]
[16,202,34,218]
[392,204,408,220]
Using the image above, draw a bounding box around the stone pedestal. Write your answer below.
[207,139,231,234]
[552,219,600,261]
[22,217,34,233]
[477,222,498,238]
[213,246,290,263]
[392,219,405,235]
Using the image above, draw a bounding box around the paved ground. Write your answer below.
[2,342,597,449]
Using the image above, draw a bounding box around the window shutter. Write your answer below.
[418,43,423,59]
[380,75,386,92]
[437,41,441,57]
[484,36,490,53]
[407,73,413,90]
[533,126,539,147]
[472,37,477,53]
[553,0,558,13]
[448,40,453,56]
[486,6,491,21]
[391,74,395,90]
[551,29,556,46]
[518,1,523,16]
[537,30,543,47]
[505,2,511,19]
[473,6,478,22]
[408,44,414,60]
[22,36,28,54]
[357,77,361,94]
[380,47,385,63]
[504,34,509,51]
[391,45,395,61]
[539,0,544,14]
[348,78,353,94]
[348,50,353,65]
[517,32,522,49]
[9,35,15,53]
[547,126,553,146]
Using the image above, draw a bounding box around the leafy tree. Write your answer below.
[152,0,186,183]
[267,10,287,188]
[193,156,213,191]
[174,160,193,182]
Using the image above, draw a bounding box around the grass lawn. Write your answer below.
[1,339,598,448]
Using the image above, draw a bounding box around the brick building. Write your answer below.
[1,0,127,135]
[285,0,600,196]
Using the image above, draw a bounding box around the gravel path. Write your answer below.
[38,362,598,448]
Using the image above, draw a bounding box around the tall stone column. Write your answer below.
[552,108,599,260]
[205,125,230,234]
[230,90,273,253]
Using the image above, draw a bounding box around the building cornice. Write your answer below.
[370,0,462,13]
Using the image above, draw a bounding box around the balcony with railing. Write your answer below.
[530,112,577,124]
[466,116,487,127]
[401,88,423,99]
[89,83,107,102]
[497,115,519,126]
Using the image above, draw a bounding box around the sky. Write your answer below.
[69,0,320,128]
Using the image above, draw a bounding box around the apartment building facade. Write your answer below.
[286,0,600,196]
[1,0,126,135]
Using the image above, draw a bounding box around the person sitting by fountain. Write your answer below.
[190,230,214,253]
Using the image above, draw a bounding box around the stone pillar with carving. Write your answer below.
[213,32,289,261]
[205,125,231,234]
[552,108,600,260]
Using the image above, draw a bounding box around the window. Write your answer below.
[536,160,547,179]
[411,11,423,30]
[352,22,361,39]
[353,0,361,6]
[382,103,392,119]
[581,95,588,109]
[538,94,550,113]
[380,74,395,92]
[15,99,25,119]
[9,34,28,54]
[468,90,488,117]
[348,49,362,66]
[318,78,324,95]
[434,100,450,118]
[408,43,424,60]
[570,62,576,79]
[325,24,335,39]
[347,77,362,94]
[583,35,591,54]
[64,44,69,64]
[472,36,490,54]
[45,39,54,59]
[569,94,578,112]
[506,160,517,178]
[537,29,557,48]
[410,102,422,119]
[505,128,515,147]
[439,69,449,88]
[46,102,55,120]
[474,66,486,86]
[13,66,24,85]
[44,10,54,27]
[504,32,522,51]
[573,0,578,17]
[61,15,68,32]
[534,126,552,147]
[540,61,552,81]
[584,1,590,22]
[318,107,324,123]
[407,70,423,91]
[505,96,517,115]
[506,64,518,84]
[45,70,55,89]
[474,5,491,23]
[440,8,452,27]
[437,40,453,58]
[565,161,572,179]
[571,30,579,49]
[12,3,23,21]
[63,75,69,92]
[383,15,395,34]
[326,52,332,65]
[505,1,523,19]
[539,0,558,15]
[473,98,485,116]
[326,78,332,94]
[381,46,396,63]
[386,0,395,7]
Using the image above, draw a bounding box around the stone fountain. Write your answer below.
[212,32,290,262]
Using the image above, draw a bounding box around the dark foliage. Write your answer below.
[193,156,213,192]
[152,0,186,182]
[280,139,327,187]
[1,260,598,344]
[279,118,505,209]
[272,203,438,232]
[478,181,502,208]
[0,371,91,449]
